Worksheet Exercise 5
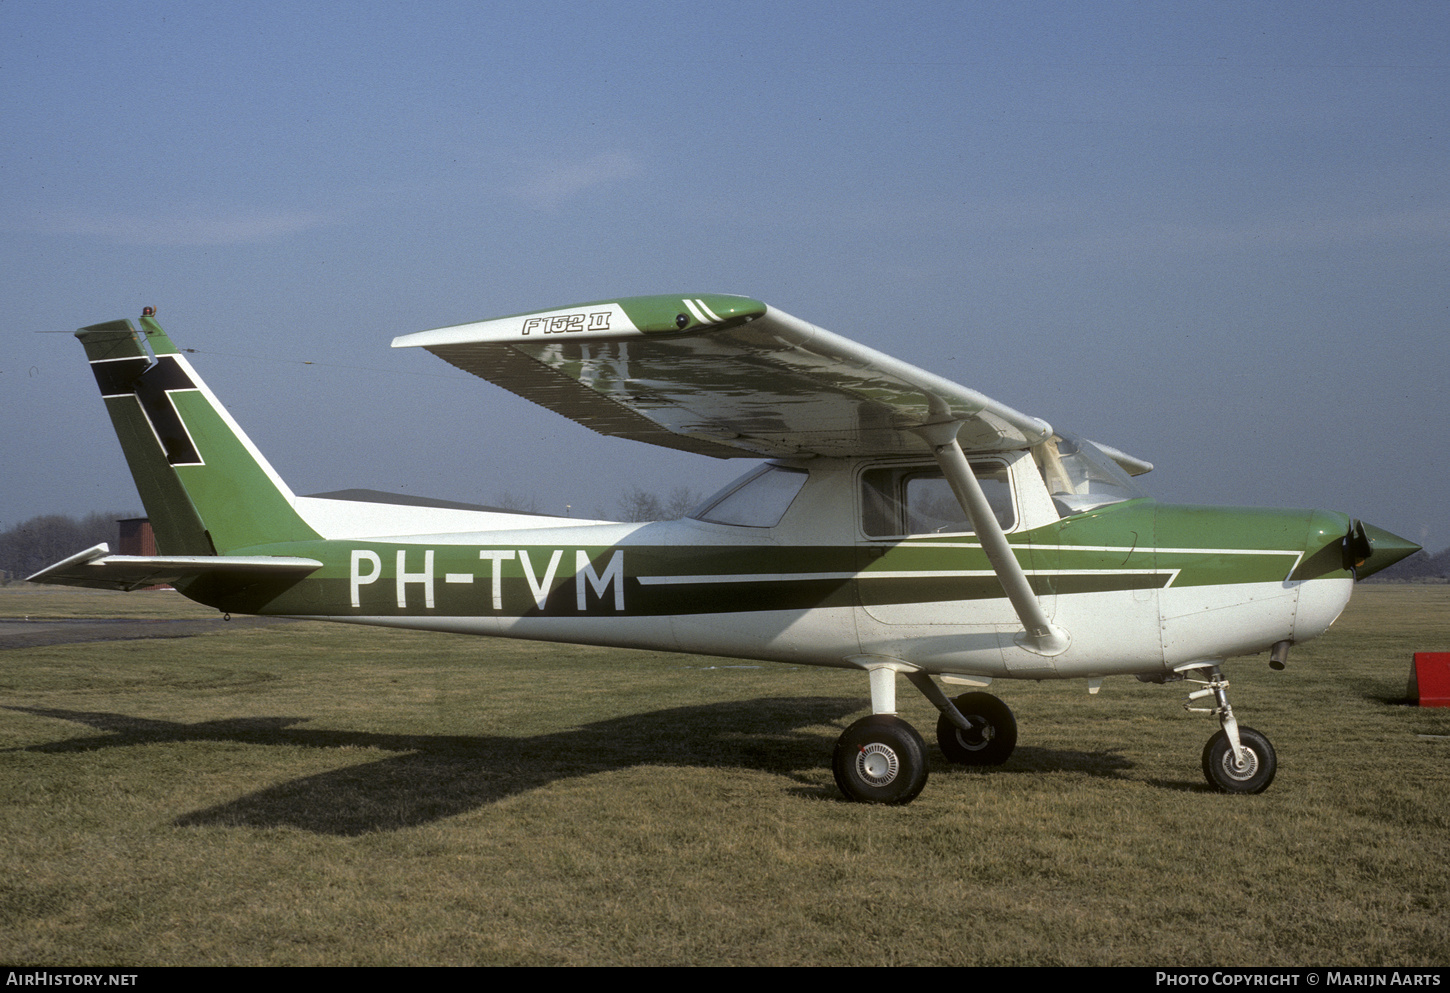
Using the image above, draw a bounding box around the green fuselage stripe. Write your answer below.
[185,537,1326,619]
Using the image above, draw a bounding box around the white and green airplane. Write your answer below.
[29,295,1420,804]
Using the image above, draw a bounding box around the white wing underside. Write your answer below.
[394,303,1054,459]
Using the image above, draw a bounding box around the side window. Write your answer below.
[861,463,1014,537]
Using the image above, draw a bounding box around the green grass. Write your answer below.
[0,585,224,620]
[1,585,1447,965]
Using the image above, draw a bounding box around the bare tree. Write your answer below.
[611,485,704,523]
[662,486,702,520]
[615,486,664,523]
[489,490,541,514]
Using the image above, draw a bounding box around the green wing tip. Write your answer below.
[621,294,768,333]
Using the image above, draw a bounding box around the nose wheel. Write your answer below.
[1183,664,1278,794]
[1202,726,1277,794]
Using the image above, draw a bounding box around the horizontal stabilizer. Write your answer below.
[26,543,323,592]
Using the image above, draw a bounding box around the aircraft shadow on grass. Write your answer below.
[6,701,1135,835]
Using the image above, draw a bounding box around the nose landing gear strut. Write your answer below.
[1182,663,1277,794]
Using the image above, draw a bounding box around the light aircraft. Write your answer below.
[29,296,1420,804]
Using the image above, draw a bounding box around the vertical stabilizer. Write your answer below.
[76,311,319,554]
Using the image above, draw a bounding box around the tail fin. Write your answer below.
[76,310,319,554]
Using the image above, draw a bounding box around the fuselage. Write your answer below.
[180,451,1359,682]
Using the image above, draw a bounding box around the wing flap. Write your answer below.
[26,543,323,593]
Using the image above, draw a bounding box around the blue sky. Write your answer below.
[4,1,1447,551]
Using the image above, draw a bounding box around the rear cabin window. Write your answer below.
[860,463,1014,538]
[691,464,809,528]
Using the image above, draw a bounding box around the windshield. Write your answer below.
[1035,433,1147,515]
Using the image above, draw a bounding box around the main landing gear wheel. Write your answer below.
[1201,726,1277,794]
[832,715,929,805]
[936,692,1017,766]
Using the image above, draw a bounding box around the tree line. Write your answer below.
[0,511,139,583]
[1,487,707,583]
[487,485,704,523]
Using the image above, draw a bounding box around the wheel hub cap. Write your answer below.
[1222,749,1259,780]
[857,743,899,784]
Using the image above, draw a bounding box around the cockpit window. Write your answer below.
[691,464,809,528]
[860,463,1014,537]
[1034,433,1146,516]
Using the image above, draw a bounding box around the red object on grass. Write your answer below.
[1408,653,1450,707]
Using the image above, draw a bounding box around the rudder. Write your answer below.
[76,310,319,554]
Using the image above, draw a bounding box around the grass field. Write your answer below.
[1,584,1446,966]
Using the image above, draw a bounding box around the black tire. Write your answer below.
[1201,726,1277,794]
[832,715,929,805]
[936,692,1017,765]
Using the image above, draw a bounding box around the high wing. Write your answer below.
[391,295,1057,459]
[27,543,323,593]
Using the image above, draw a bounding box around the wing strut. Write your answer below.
[920,423,1070,657]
